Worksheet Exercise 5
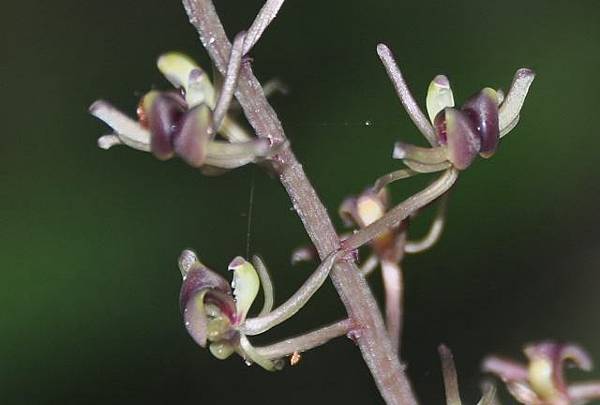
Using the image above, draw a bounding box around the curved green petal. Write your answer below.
[228,257,260,322]
[426,75,455,124]
[157,52,215,107]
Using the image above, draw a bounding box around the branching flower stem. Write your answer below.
[342,169,459,252]
[180,1,438,403]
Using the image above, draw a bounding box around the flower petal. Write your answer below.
[182,289,210,347]
[393,142,449,165]
[462,88,500,158]
[524,341,593,401]
[173,104,212,167]
[482,355,529,383]
[438,108,481,170]
[476,384,497,405]
[178,254,236,342]
[179,258,232,301]
[157,53,210,97]
[203,139,271,169]
[506,381,540,404]
[186,67,217,108]
[498,68,535,137]
[142,91,188,160]
[426,75,455,124]
[356,192,387,227]
[89,100,150,151]
[339,197,358,227]
[228,257,260,322]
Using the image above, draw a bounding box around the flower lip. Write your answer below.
[179,262,238,347]
[173,104,213,167]
[180,262,232,306]
[143,91,188,160]
[433,109,448,144]
[461,88,500,158]
[441,108,481,170]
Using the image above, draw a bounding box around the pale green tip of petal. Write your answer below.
[157,52,200,91]
[426,74,455,124]
[228,256,260,322]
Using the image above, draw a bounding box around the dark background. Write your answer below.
[2,0,600,403]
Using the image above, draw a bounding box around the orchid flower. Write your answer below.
[337,185,446,351]
[90,43,274,174]
[177,249,340,370]
[376,44,535,176]
[483,341,600,404]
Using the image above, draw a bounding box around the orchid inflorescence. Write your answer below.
[88,0,598,402]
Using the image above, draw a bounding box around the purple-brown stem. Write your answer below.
[182,1,419,403]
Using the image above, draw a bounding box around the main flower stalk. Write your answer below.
[182,0,419,403]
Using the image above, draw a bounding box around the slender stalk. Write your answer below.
[255,319,352,359]
[405,193,447,254]
[182,1,419,403]
[252,255,274,316]
[373,168,418,193]
[243,0,286,55]
[381,260,403,352]
[212,32,245,132]
[343,169,458,252]
[242,251,339,335]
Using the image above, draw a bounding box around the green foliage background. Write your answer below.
[2,0,600,403]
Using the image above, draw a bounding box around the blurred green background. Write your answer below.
[2,0,600,403]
